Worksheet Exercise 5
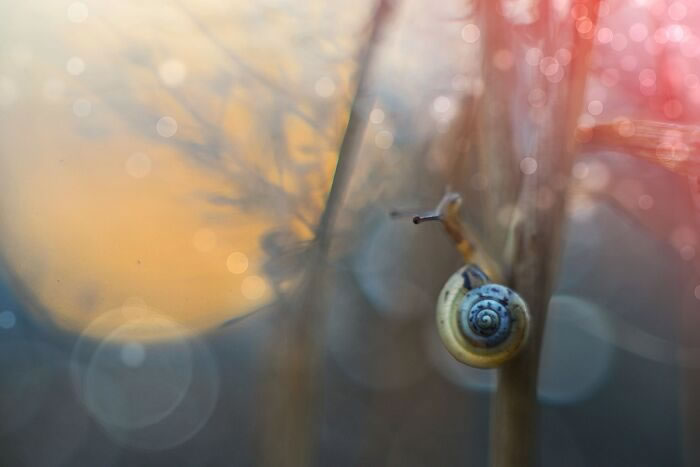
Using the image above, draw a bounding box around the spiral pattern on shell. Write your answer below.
[436,265,530,368]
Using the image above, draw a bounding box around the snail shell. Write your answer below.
[436,265,530,368]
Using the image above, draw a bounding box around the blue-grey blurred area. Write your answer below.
[0,172,691,467]
[1,0,699,466]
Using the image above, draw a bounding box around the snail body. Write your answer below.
[436,265,530,368]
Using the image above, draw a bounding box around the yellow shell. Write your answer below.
[436,265,530,368]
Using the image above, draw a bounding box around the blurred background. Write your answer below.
[1,0,699,466]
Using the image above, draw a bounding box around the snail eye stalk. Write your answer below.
[412,213,441,224]
[393,191,478,266]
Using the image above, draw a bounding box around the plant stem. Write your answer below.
[479,2,601,466]
[258,2,394,466]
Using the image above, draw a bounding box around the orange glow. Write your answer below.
[0,0,361,338]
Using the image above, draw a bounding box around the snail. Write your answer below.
[393,191,530,368]
[436,264,530,368]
